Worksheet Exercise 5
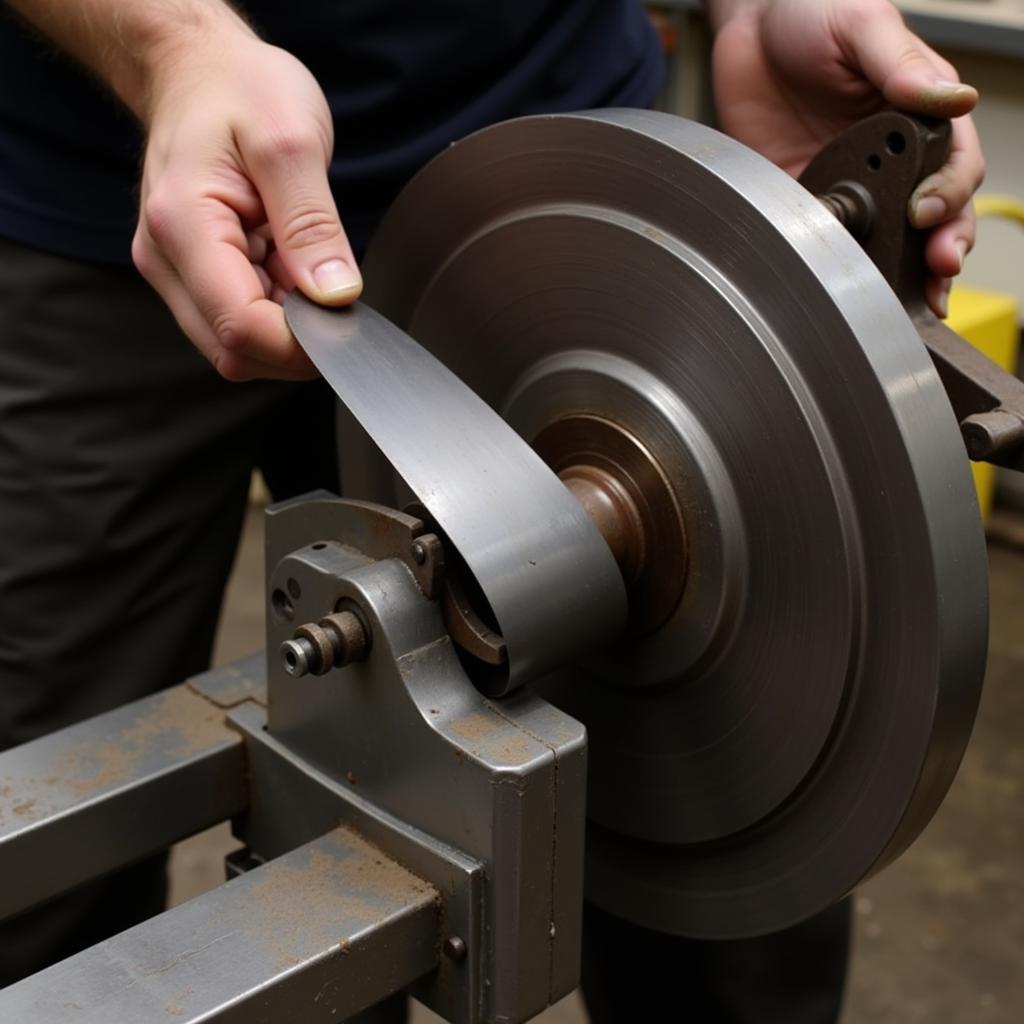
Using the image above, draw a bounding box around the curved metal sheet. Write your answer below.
[353,109,989,937]
[285,295,626,694]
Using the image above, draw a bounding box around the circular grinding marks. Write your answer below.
[348,110,988,938]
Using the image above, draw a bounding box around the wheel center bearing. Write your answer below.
[533,414,687,637]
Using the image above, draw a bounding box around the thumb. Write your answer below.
[842,3,978,118]
[247,128,362,306]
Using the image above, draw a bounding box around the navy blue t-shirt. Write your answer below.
[0,2,663,264]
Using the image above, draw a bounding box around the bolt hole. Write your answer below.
[287,577,302,599]
[312,542,327,550]
[867,153,882,171]
[886,131,906,155]
[283,648,297,668]
[271,588,294,621]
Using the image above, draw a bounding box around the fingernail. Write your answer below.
[916,79,977,113]
[955,239,969,273]
[912,194,947,228]
[937,281,951,319]
[932,78,971,94]
[929,80,978,103]
[312,259,361,300]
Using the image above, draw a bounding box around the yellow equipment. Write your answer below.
[950,194,1024,519]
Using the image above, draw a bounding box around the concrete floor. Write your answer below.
[170,502,1024,1023]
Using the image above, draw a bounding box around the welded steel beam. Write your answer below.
[0,827,440,1024]
[0,682,247,921]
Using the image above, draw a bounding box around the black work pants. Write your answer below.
[0,235,340,982]
[0,236,850,1021]
[581,900,851,1023]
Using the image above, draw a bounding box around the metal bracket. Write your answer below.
[264,494,588,1024]
[230,699,485,1024]
[801,110,1024,467]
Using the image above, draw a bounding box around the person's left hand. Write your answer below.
[711,0,985,317]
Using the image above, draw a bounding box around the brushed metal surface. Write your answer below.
[285,296,626,694]
[352,109,989,937]
[0,828,438,1024]
[0,683,246,921]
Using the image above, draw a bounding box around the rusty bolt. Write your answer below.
[817,182,875,239]
[442,935,467,962]
[280,610,369,678]
[411,540,427,565]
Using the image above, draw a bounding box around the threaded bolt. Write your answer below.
[279,610,369,678]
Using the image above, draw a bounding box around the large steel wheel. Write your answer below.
[350,110,988,938]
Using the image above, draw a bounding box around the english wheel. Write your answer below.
[348,110,989,939]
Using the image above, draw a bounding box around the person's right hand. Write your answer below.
[710,0,984,320]
[132,18,360,381]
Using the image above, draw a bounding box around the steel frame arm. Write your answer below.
[0,827,439,1024]
[0,681,247,921]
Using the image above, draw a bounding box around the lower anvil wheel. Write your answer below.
[347,109,989,939]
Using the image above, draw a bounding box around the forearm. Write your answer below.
[6,0,253,119]
[704,0,767,33]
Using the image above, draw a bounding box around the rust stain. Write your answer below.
[58,689,229,798]
[448,710,537,765]
[0,688,233,824]
[245,828,437,974]
[163,985,193,1016]
[448,712,497,742]
[503,738,535,762]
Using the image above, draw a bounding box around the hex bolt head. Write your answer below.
[442,935,467,962]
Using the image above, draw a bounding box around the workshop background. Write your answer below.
[168,2,1024,1021]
